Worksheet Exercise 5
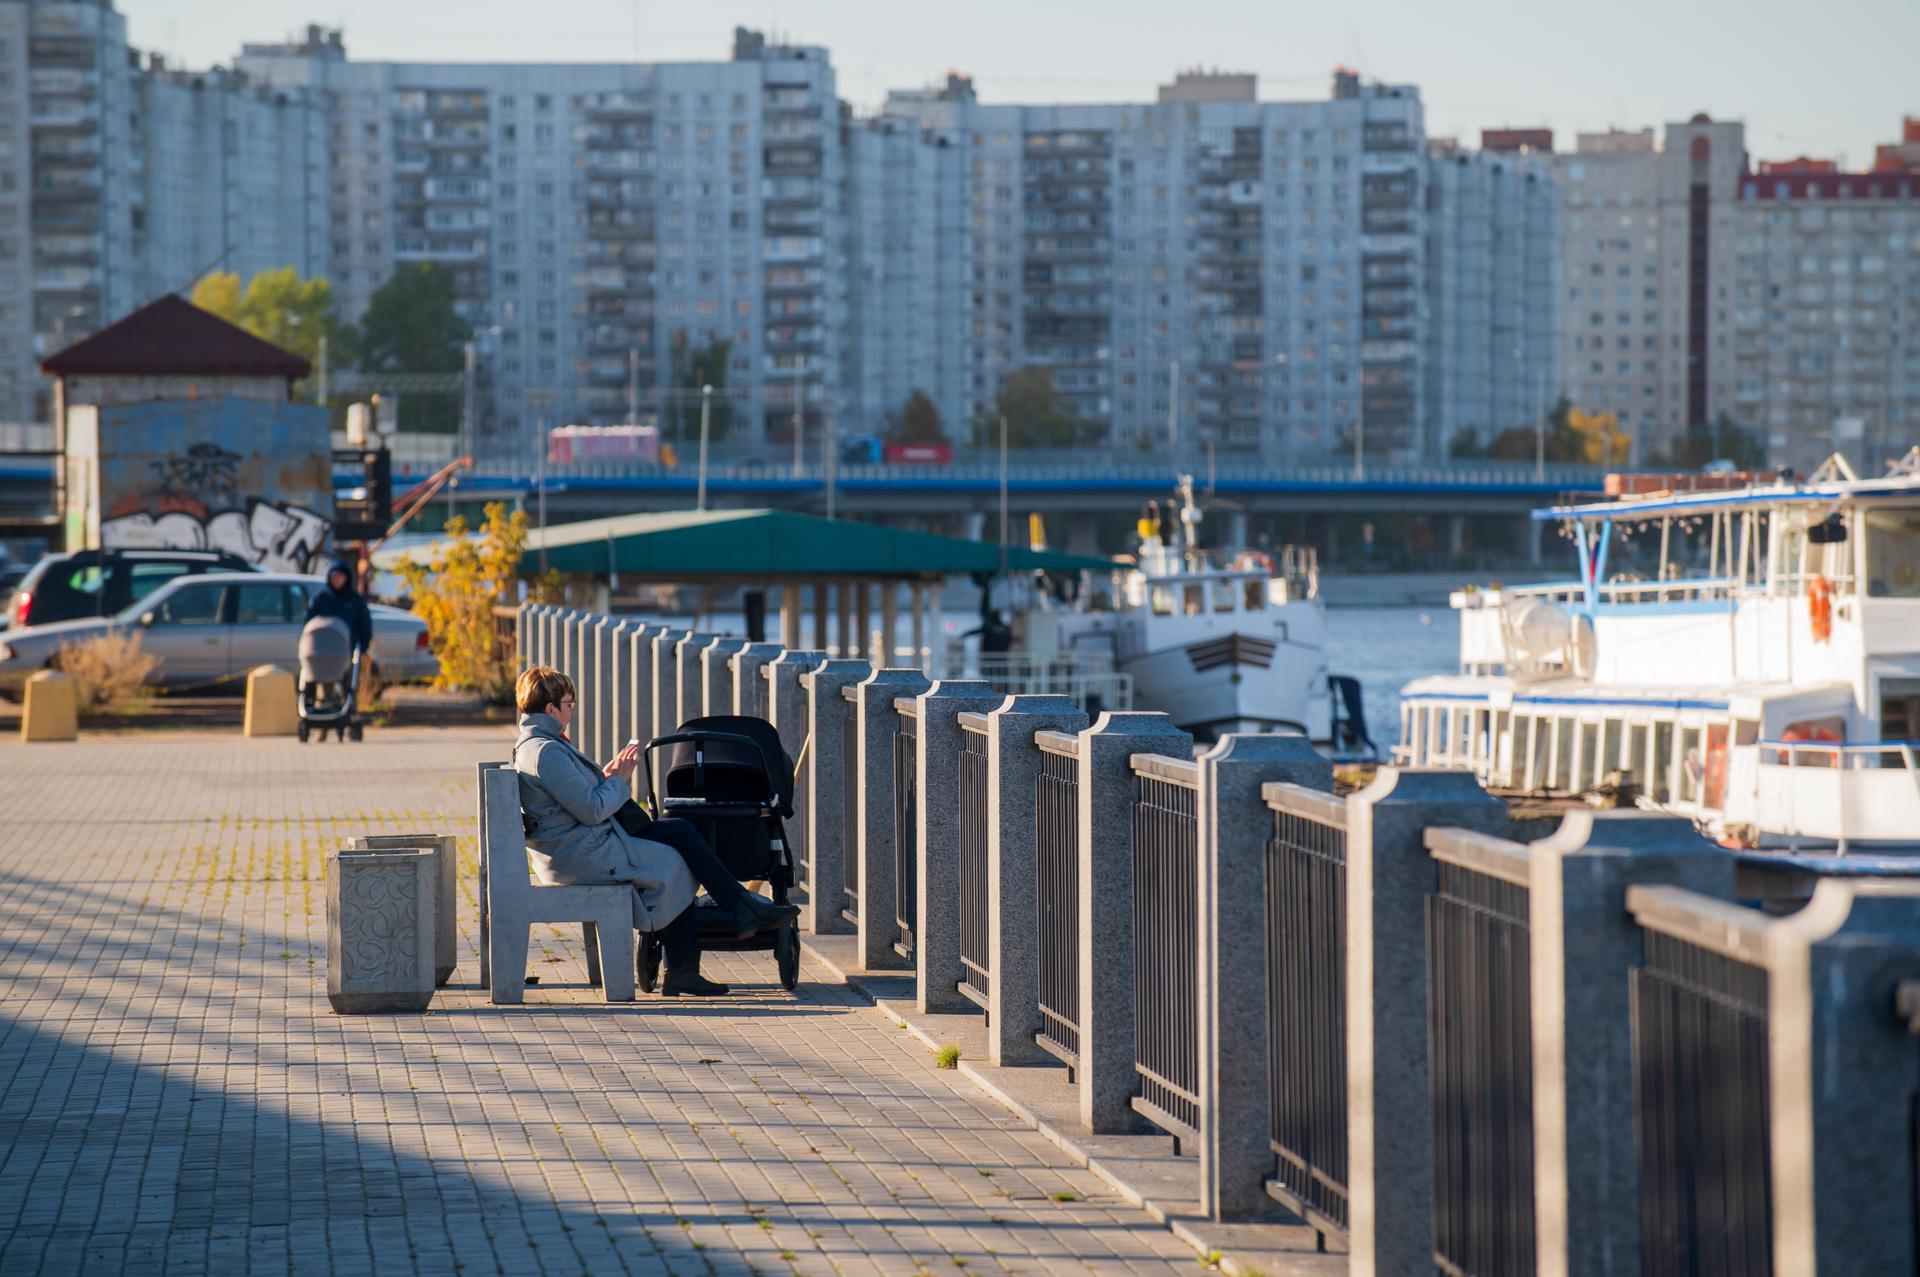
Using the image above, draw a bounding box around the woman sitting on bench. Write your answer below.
[512,666,796,996]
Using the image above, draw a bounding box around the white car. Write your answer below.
[0,571,439,695]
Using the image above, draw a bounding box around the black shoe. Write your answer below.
[661,969,730,997]
[731,893,800,939]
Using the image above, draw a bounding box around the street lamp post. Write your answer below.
[697,383,712,511]
[790,364,805,475]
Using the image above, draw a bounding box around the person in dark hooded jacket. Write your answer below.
[306,558,374,651]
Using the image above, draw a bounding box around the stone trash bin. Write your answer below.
[326,847,438,1014]
[347,834,459,987]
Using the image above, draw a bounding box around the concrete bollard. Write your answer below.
[348,834,460,987]
[243,665,299,737]
[650,628,687,740]
[19,669,78,742]
[730,642,785,717]
[674,632,715,731]
[702,637,749,718]
[326,847,437,1013]
[766,649,827,873]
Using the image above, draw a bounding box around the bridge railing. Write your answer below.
[520,603,1920,1269]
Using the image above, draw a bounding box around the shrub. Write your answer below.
[396,501,529,702]
[56,631,158,714]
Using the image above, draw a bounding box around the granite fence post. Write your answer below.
[675,632,716,732]
[702,637,749,718]
[326,848,437,1013]
[567,611,592,745]
[650,628,687,740]
[731,642,785,717]
[1078,712,1191,1133]
[346,833,460,988]
[766,649,826,874]
[1527,811,1732,1277]
[984,695,1088,1066]
[801,659,871,932]
[1197,734,1333,1219]
[1346,769,1508,1277]
[608,618,640,756]
[591,614,618,762]
[854,667,931,971]
[514,604,529,673]
[913,680,1005,1015]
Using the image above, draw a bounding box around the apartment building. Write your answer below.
[885,68,1432,461]
[1548,117,1747,462]
[1425,135,1562,454]
[1730,146,1920,469]
[0,0,140,430]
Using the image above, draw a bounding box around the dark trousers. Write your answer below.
[641,816,745,971]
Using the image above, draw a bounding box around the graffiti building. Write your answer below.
[42,296,334,572]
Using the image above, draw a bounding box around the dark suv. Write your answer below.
[8,549,257,630]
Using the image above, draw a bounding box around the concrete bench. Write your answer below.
[479,765,635,1004]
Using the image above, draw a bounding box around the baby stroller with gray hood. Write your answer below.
[297,615,362,742]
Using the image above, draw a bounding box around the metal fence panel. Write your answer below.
[1427,861,1535,1277]
[1267,807,1349,1233]
[1133,772,1201,1142]
[1631,932,1772,1277]
[893,711,918,959]
[1036,748,1081,1064]
[958,725,991,1006]
[841,703,860,926]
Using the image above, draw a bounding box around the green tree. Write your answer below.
[666,331,734,442]
[189,266,354,396]
[357,263,470,434]
[1484,397,1586,463]
[972,368,1089,449]
[887,389,947,444]
[1652,414,1766,470]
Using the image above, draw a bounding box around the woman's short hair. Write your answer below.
[516,666,575,716]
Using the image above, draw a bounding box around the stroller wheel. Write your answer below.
[297,721,310,743]
[636,933,662,994]
[775,921,800,992]
[348,723,364,742]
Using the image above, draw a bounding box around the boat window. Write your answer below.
[1580,722,1601,789]
[1150,585,1175,616]
[1212,580,1237,613]
[1182,583,1205,616]
[1626,723,1649,787]
[1492,711,1511,778]
[1678,726,1702,803]
[1602,719,1623,777]
[1651,721,1674,803]
[1433,707,1450,756]
[1881,678,1920,741]
[1515,716,1536,787]
[1553,718,1575,791]
[1243,579,1266,611]
[1864,509,1920,598]
[1703,723,1729,809]
[1468,709,1486,762]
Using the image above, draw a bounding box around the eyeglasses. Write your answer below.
[556,697,576,710]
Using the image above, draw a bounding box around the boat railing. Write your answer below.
[1487,576,1742,608]
[1753,739,1920,848]
[1759,739,1920,770]
[943,647,1135,715]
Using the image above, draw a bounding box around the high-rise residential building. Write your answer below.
[1548,116,1747,463]
[0,0,141,431]
[885,68,1431,461]
[1730,140,1920,469]
[1425,136,1562,455]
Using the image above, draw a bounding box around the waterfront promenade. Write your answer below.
[0,729,1209,1275]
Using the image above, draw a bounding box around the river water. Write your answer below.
[1323,605,1460,749]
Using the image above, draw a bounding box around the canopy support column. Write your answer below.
[836,580,853,658]
[881,580,899,666]
[781,584,801,648]
[813,582,829,651]
[910,581,926,673]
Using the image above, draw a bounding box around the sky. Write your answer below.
[121,0,1916,168]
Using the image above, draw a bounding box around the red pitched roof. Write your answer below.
[40,294,311,379]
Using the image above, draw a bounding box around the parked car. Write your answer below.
[8,549,257,631]
[0,572,438,696]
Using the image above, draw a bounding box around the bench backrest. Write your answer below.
[483,765,534,913]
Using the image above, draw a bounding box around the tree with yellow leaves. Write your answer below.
[396,501,529,701]
[1567,408,1631,466]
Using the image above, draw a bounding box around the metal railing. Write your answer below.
[840,684,860,927]
[958,718,991,1008]
[1264,784,1351,1235]
[1631,909,1773,1276]
[892,701,918,961]
[944,648,1134,717]
[1425,830,1536,1277]
[1131,753,1202,1145]
[1035,731,1082,1067]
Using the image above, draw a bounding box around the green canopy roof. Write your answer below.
[505,508,1114,580]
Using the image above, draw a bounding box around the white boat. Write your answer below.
[1002,477,1373,752]
[1396,449,1920,850]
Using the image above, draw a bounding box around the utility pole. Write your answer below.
[998,413,1009,580]
[626,347,639,428]
[460,340,476,461]
[1167,359,1180,451]
[697,384,712,511]
[790,366,805,474]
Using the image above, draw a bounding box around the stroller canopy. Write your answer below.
[662,715,794,816]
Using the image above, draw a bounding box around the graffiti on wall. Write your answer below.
[102,499,334,573]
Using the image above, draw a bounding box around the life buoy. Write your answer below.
[1231,549,1275,575]
[1808,574,1834,643]
[1779,721,1841,767]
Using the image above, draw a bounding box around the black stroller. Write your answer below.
[636,714,801,992]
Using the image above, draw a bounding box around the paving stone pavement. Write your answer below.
[0,729,1213,1276]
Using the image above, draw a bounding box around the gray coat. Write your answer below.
[512,713,697,932]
